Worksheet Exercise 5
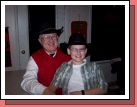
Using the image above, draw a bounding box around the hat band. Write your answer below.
[39,28,55,34]
[69,41,86,45]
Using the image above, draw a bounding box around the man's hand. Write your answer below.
[42,88,56,95]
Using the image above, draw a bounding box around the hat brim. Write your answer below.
[60,42,91,55]
[68,41,87,46]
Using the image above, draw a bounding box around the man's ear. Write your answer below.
[38,38,42,44]
[67,48,70,55]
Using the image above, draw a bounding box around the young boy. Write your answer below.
[48,33,108,95]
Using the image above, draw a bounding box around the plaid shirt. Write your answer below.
[51,59,108,95]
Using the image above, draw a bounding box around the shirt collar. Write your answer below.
[67,58,87,66]
[45,50,57,57]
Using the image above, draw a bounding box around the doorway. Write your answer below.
[91,5,125,61]
[28,5,55,55]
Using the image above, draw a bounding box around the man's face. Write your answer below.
[38,33,58,54]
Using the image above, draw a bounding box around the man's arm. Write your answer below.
[21,57,46,95]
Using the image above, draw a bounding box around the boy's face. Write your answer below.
[67,45,87,65]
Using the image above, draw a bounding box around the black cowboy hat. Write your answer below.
[68,33,87,46]
[38,22,63,36]
[60,33,91,55]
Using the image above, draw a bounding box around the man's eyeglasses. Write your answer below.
[40,34,57,41]
[69,48,86,53]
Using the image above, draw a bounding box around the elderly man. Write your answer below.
[21,22,71,95]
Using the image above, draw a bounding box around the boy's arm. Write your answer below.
[70,62,108,95]
[69,88,106,95]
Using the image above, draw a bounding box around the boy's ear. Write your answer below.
[67,48,70,55]
[56,35,59,39]
[85,48,87,54]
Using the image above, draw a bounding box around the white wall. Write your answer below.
[56,5,91,44]
[64,5,91,43]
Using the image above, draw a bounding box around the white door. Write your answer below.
[17,5,30,70]
[5,5,30,71]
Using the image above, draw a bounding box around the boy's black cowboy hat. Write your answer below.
[67,33,87,46]
[38,22,63,36]
[60,33,91,55]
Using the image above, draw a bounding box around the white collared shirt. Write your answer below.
[21,51,57,95]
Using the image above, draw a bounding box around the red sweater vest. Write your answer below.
[32,47,71,95]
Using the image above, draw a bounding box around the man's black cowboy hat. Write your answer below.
[60,33,91,55]
[38,22,63,36]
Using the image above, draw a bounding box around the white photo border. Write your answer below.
[1,1,129,100]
